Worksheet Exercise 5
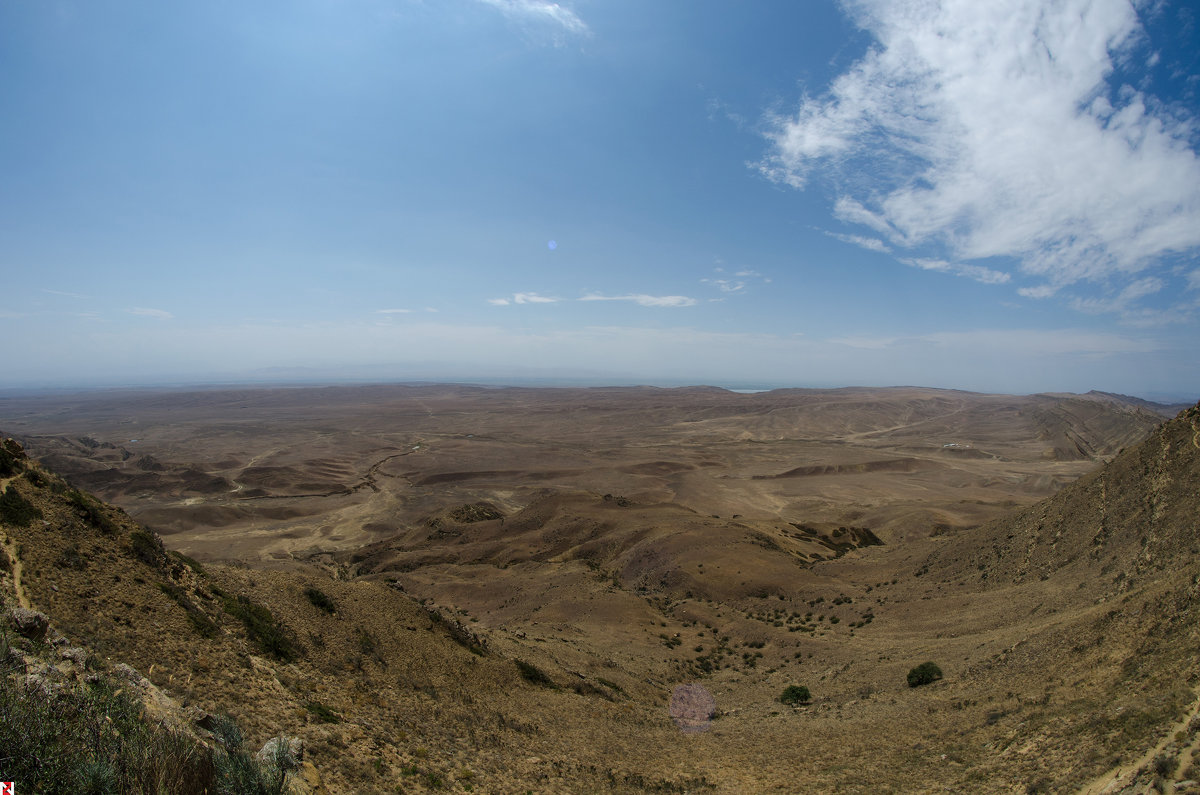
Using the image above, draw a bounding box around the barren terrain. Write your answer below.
[2,384,1198,793]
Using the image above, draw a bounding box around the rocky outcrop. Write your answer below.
[8,607,49,640]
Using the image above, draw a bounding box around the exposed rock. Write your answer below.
[257,734,304,767]
[59,646,88,667]
[289,761,329,795]
[8,607,49,641]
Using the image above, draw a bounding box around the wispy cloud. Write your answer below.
[826,231,891,254]
[488,292,561,306]
[833,328,1155,356]
[580,293,697,307]
[128,307,173,320]
[41,288,91,299]
[1068,276,1198,326]
[475,0,588,36]
[901,257,1010,285]
[376,308,412,314]
[701,278,746,294]
[701,266,771,295]
[760,0,1200,307]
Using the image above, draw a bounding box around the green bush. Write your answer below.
[0,485,41,527]
[67,489,120,534]
[159,583,219,638]
[170,550,208,576]
[907,661,943,687]
[779,685,811,705]
[304,586,336,614]
[304,701,342,724]
[130,529,165,567]
[515,659,555,687]
[0,441,23,477]
[222,594,299,662]
[0,670,218,793]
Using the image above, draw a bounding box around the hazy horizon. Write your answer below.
[3,1,1199,398]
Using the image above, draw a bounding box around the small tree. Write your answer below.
[779,685,811,705]
[907,662,943,687]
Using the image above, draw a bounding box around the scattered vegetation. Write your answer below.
[907,661,943,688]
[779,685,811,705]
[449,502,504,523]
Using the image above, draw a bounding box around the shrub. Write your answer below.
[130,529,165,567]
[66,490,120,534]
[159,583,219,639]
[304,701,342,724]
[515,659,555,687]
[170,550,207,576]
[0,671,218,794]
[222,594,299,662]
[907,661,943,687]
[0,485,41,527]
[0,441,23,477]
[779,685,811,705]
[304,586,336,614]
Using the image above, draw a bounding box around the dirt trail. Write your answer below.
[2,476,29,608]
[2,539,31,610]
[1077,690,1200,794]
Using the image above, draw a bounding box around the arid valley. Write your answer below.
[2,384,1199,793]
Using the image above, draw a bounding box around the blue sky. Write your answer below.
[2,0,1199,399]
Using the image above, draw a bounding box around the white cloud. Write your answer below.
[476,0,588,35]
[580,293,697,307]
[128,307,173,320]
[376,308,412,314]
[1018,285,1059,299]
[761,0,1200,305]
[901,257,1011,285]
[1188,269,1200,291]
[515,292,559,304]
[489,292,560,306]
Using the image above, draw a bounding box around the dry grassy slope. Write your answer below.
[915,401,1200,789]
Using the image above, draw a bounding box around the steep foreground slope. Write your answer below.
[0,402,1198,793]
